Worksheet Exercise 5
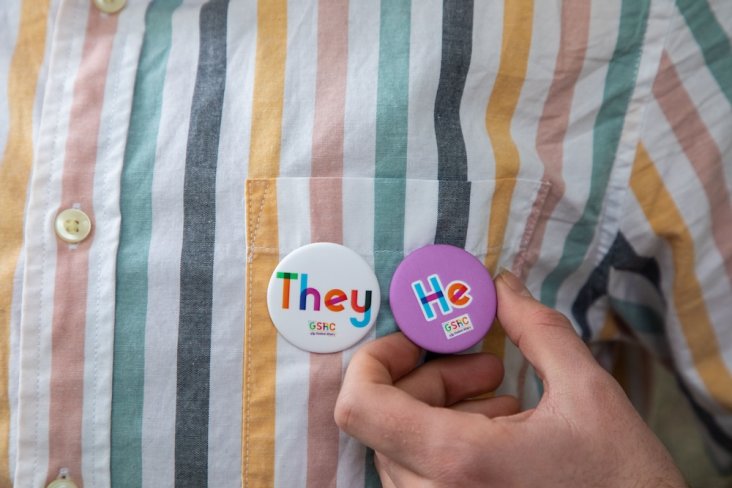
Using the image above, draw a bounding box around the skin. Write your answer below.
[334,271,686,487]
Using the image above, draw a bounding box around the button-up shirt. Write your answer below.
[1,0,731,486]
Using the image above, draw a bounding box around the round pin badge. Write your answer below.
[267,243,380,353]
[389,244,496,354]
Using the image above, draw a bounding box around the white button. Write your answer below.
[55,208,92,244]
[47,478,78,488]
[93,0,126,14]
[267,243,380,353]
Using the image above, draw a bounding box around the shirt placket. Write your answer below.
[14,0,143,486]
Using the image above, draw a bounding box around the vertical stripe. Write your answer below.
[0,0,20,157]
[653,51,732,288]
[244,0,287,484]
[207,0,257,484]
[373,0,410,337]
[630,144,732,409]
[307,1,348,487]
[306,354,341,488]
[675,0,732,106]
[244,180,280,486]
[84,9,146,481]
[404,0,441,181]
[342,0,380,179]
[310,0,348,193]
[248,0,287,178]
[278,0,317,177]
[273,183,311,486]
[140,5,200,484]
[433,0,473,248]
[482,0,533,357]
[111,1,179,486]
[541,0,650,308]
[0,0,49,482]
[275,5,318,470]
[174,0,228,485]
[46,6,117,486]
[370,3,411,484]
[336,30,380,487]
[310,0,347,243]
[459,0,502,183]
[519,0,590,279]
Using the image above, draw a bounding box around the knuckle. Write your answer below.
[333,392,358,432]
[529,307,572,331]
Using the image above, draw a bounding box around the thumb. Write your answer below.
[495,271,598,387]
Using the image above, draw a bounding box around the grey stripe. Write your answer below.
[175,0,228,486]
[434,0,473,247]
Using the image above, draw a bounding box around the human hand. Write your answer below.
[334,271,686,487]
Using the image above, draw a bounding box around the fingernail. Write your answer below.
[496,269,533,298]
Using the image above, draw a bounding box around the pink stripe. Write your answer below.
[654,51,732,287]
[514,0,590,279]
[307,0,349,487]
[46,8,117,487]
[309,0,348,244]
[306,353,342,488]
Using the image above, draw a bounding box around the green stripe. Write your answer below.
[676,0,732,105]
[541,0,650,308]
[373,0,411,338]
[609,297,665,336]
[370,2,411,485]
[111,0,181,484]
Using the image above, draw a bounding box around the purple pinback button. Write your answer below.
[389,244,496,354]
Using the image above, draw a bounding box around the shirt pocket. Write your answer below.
[241,175,548,484]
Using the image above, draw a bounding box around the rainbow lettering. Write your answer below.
[411,274,472,321]
[442,313,474,339]
[276,272,373,328]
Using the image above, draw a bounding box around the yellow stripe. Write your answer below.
[482,0,534,359]
[0,0,50,482]
[243,181,280,486]
[248,0,287,178]
[631,144,732,409]
[244,0,286,484]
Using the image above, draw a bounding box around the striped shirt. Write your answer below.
[0,0,730,486]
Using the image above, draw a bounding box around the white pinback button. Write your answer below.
[55,208,92,244]
[93,0,126,14]
[267,243,380,353]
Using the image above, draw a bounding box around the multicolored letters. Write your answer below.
[276,271,373,328]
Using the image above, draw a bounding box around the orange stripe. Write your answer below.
[244,0,287,484]
[482,0,534,358]
[0,0,50,482]
[631,144,732,409]
[46,8,118,486]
